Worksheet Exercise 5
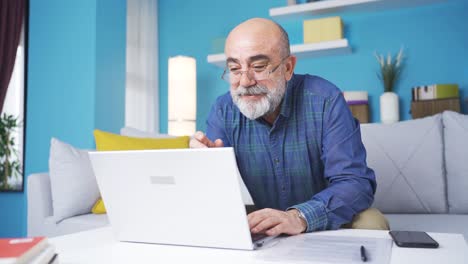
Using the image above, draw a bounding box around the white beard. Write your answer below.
[231,79,286,120]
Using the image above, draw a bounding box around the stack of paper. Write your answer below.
[257,234,392,264]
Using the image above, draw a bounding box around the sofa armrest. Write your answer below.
[27,173,53,236]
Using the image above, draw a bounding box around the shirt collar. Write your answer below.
[278,74,297,118]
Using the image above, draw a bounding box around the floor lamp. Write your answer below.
[168,56,197,136]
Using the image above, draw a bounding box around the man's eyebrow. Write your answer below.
[226,57,240,64]
[225,54,271,65]
[249,54,271,62]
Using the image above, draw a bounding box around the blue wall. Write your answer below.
[95,0,127,133]
[158,0,468,131]
[0,0,126,237]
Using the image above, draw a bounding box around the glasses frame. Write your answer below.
[221,56,290,84]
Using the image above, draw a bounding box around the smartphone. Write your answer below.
[389,231,439,248]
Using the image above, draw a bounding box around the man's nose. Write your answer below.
[238,71,257,87]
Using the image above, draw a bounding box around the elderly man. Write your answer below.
[190,18,389,236]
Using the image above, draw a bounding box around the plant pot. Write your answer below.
[380,92,399,124]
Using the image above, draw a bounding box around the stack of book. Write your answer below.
[410,83,460,119]
[412,84,459,101]
[343,91,369,123]
[0,237,58,264]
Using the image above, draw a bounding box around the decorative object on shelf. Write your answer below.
[410,83,461,118]
[303,16,343,44]
[375,48,405,124]
[411,98,460,119]
[287,0,297,5]
[412,84,459,101]
[343,91,370,123]
[379,92,399,124]
[168,56,197,136]
[0,113,22,191]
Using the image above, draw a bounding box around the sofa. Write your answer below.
[28,112,468,240]
[27,126,168,237]
[361,111,468,241]
[27,172,109,237]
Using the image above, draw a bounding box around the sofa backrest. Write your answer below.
[360,114,447,214]
[442,111,468,214]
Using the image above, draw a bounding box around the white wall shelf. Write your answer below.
[207,39,351,68]
[208,0,447,67]
[269,0,447,19]
[207,53,227,68]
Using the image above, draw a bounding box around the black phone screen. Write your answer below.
[389,231,439,248]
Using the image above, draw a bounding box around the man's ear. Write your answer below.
[284,55,297,81]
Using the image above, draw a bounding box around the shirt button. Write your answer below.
[274,158,280,164]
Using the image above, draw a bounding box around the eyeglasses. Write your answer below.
[221,56,289,84]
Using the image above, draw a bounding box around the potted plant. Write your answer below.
[0,113,22,191]
[375,48,405,124]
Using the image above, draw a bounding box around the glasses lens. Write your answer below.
[222,61,282,83]
[222,70,269,83]
[253,70,269,81]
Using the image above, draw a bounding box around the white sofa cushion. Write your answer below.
[361,114,447,213]
[120,126,174,138]
[43,214,109,237]
[443,111,468,213]
[49,138,100,223]
[27,173,53,237]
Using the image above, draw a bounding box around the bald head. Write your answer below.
[225,18,290,60]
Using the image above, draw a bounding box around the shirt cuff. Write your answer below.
[287,200,328,232]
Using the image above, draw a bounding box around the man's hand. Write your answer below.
[189,131,224,148]
[248,208,307,236]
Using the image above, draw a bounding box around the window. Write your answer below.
[1,22,25,191]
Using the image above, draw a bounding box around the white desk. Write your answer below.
[50,227,468,264]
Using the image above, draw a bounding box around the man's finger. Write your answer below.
[191,131,213,148]
[194,131,210,144]
[214,139,224,147]
[247,211,263,230]
[189,138,208,148]
[248,208,276,230]
[265,223,286,236]
[251,216,281,234]
[191,131,224,148]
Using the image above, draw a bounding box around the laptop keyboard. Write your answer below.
[251,233,268,242]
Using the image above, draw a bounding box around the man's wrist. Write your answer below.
[289,209,308,233]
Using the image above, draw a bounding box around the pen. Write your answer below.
[360,245,367,262]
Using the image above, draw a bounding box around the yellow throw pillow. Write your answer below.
[93,129,189,151]
[91,129,190,214]
[92,198,107,214]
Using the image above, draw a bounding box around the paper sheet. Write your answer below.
[257,234,392,264]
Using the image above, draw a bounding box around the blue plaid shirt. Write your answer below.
[206,74,376,232]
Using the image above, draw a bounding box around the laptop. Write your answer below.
[88,147,277,250]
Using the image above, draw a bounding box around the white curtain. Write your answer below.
[125,0,159,132]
